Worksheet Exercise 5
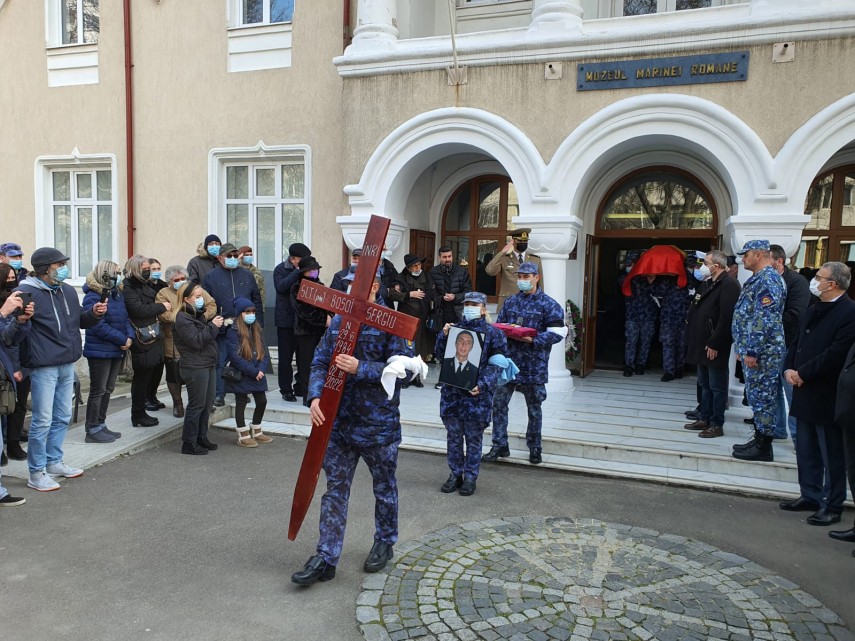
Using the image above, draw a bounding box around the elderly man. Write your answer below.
[779,262,855,525]
[731,240,786,462]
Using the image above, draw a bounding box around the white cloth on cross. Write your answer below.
[380,355,429,400]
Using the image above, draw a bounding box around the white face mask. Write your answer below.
[697,264,711,280]
[809,278,823,298]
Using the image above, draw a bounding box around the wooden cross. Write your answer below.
[288,215,419,541]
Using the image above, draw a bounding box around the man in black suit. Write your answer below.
[440,330,479,390]
[780,262,855,526]
[831,340,855,553]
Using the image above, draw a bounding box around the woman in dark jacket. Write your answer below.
[0,263,29,463]
[388,254,434,370]
[173,282,224,455]
[82,261,134,443]
[290,256,329,406]
[225,297,273,447]
[145,258,169,411]
[123,255,169,427]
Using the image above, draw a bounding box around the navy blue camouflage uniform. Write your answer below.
[492,289,564,452]
[732,266,786,436]
[653,274,691,376]
[435,319,507,481]
[623,276,658,370]
[307,308,414,567]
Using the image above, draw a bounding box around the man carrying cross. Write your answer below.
[291,268,414,586]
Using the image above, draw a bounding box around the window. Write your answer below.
[60,0,99,45]
[212,145,310,272]
[241,0,294,25]
[615,0,715,16]
[795,165,855,269]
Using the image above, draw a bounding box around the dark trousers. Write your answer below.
[85,358,122,429]
[131,363,161,421]
[215,334,228,398]
[235,392,268,427]
[6,375,31,443]
[277,327,299,395]
[180,366,216,444]
[146,360,164,401]
[697,364,729,427]
[795,419,847,512]
[843,425,855,525]
[295,334,322,402]
[443,418,487,481]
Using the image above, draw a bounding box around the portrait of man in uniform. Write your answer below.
[439,327,482,390]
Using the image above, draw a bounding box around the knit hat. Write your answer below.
[234,297,255,315]
[204,234,221,247]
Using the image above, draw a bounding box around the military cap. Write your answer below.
[0,243,23,257]
[509,228,531,241]
[516,261,539,275]
[463,291,487,305]
[736,239,770,255]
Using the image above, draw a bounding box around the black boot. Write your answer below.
[291,555,336,585]
[732,432,773,462]
[181,442,208,456]
[732,435,757,452]
[481,444,510,462]
[364,540,393,573]
[622,366,633,377]
[6,440,27,460]
[197,437,218,451]
[440,474,463,493]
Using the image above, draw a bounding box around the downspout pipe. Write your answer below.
[123,0,135,257]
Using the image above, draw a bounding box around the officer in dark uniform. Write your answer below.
[291,272,414,586]
[483,262,565,465]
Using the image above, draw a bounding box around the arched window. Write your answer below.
[795,165,855,268]
[598,168,716,237]
[441,175,519,300]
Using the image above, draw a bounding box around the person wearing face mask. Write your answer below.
[290,256,330,406]
[156,265,216,418]
[172,283,224,455]
[238,245,266,303]
[187,234,222,284]
[331,248,361,293]
[202,242,264,406]
[0,243,28,282]
[435,292,508,496]
[225,297,273,447]
[144,259,168,412]
[387,254,434,377]
[779,262,855,526]
[485,229,544,313]
[484,262,565,465]
[274,242,312,402]
[682,250,741,439]
[0,263,30,464]
[16,247,106,491]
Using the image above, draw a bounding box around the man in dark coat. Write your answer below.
[387,253,434,366]
[780,262,855,526]
[290,256,330,406]
[683,250,740,439]
[830,340,855,552]
[330,248,360,293]
[273,242,311,402]
[429,246,472,325]
[770,245,811,444]
[187,234,222,284]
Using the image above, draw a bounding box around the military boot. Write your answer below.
[732,432,774,462]
[733,431,757,453]
[481,444,510,462]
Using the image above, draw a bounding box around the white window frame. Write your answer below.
[235,0,294,26]
[34,149,118,286]
[46,0,99,46]
[610,0,724,17]
[209,143,311,271]
[225,0,294,72]
[44,0,100,86]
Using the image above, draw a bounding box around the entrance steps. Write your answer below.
[213,369,806,501]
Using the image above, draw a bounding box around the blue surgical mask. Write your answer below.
[242,256,253,265]
[10,260,22,270]
[207,244,221,257]
[463,306,482,321]
[151,271,162,281]
[244,314,256,325]
[350,262,358,270]
[224,257,239,269]
[194,297,205,310]
[54,265,70,283]
[517,279,533,292]
[173,279,186,291]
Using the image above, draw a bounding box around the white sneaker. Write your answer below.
[28,470,61,492]
[46,461,84,479]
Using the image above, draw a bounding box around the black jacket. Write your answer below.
[683,274,741,368]
[273,261,301,328]
[835,341,855,429]
[785,296,855,425]
[429,264,472,321]
[781,268,810,349]
[387,269,434,320]
[290,277,329,336]
[173,307,220,369]
[123,276,167,369]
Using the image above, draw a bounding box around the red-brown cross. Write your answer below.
[288,215,419,541]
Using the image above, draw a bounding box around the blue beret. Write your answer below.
[517,261,539,275]
[736,239,770,254]
[463,291,486,305]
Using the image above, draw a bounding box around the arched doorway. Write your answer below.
[582,167,719,375]
[793,164,855,270]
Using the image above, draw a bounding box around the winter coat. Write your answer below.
[224,325,269,394]
[203,265,263,325]
[123,276,167,369]
[330,265,353,293]
[429,264,472,322]
[82,277,135,360]
[156,285,217,359]
[291,276,329,336]
[378,258,398,309]
[387,269,435,359]
[781,268,810,349]
[15,276,101,368]
[187,244,219,285]
[273,260,301,328]
[496,288,564,385]
[172,306,219,370]
[683,273,741,368]
[0,315,30,391]
[835,341,855,429]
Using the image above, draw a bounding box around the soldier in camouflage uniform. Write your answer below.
[483,262,565,465]
[435,292,507,496]
[622,271,658,377]
[291,275,414,586]
[731,239,787,462]
[653,272,692,382]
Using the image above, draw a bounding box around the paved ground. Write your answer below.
[1,434,852,641]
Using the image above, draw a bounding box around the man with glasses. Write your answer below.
[731,240,786,462]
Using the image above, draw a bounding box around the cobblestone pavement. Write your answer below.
[357,517,853,641]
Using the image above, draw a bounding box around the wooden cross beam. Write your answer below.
[288,215,419,541]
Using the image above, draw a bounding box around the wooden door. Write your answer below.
[410,229,436,271]
[581,234,601,377]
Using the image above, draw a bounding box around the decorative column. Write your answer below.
[517,214,583,390]
[336,213,408,265]
[529,0,583,33]
[351,0,399,50]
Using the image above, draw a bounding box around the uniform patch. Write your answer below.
[760,294,773,307]
[406,340,414,348]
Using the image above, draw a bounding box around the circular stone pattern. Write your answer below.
[357,517,852,641]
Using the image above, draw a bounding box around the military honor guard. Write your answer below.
[485,228,544,312]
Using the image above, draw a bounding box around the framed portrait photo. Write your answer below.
[439,326,484,391]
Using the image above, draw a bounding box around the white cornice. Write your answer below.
[334,4,855,77]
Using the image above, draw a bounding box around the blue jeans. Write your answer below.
[775,360,797,442]
[696,364,729,428]
[27,363,75,473]
[215,333,228,397]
